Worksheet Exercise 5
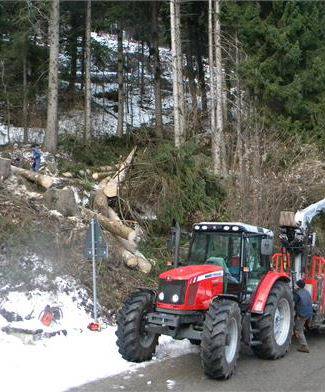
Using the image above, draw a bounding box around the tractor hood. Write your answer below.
[160,264,224,282]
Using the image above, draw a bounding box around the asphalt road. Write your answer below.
[70,333,325,392]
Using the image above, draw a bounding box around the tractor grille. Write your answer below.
[158,279,187,305]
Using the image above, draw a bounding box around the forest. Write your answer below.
[0,0,324,280]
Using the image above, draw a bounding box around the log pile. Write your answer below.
[4,147,151,273]
[91,147,152,273]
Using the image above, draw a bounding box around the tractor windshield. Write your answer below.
[187,232,242,280]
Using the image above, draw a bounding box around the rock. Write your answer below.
[44,187,79,217]
[0,158,11,181]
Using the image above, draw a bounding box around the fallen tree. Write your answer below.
[83,207,151,273]
[102,147,137,198]
[10,165,57,189]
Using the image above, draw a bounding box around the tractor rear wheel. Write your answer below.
[201,300,241,379]
[116,290,159,362]
[251,281,294,359]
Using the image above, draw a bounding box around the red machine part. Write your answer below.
[157,265,224,311]
[305,256,325,311]
[250,271,290,314]
[272,253,291,273]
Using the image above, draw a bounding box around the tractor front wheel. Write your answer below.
[201,300,241,379]
[116,290,159,362]
[251,281,294,359]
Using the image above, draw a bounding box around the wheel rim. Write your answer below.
[273,298,291,346]
[225,317,238,364]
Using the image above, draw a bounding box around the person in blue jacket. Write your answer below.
[294,279,313,353]
[32,145,41,172]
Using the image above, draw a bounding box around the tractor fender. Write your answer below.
[250,271,290,314]
[137,288,157,297]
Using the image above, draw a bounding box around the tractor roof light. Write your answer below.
[232,226,239,231]
[223,225,230,231]
[202,225,208,230]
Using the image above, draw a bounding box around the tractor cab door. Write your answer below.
[243,235,271,296]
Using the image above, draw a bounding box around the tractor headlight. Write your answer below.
[171,294,179,303]
[158,292,164,301]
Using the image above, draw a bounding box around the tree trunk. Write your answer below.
[0,61,11,144]
[45,0,60,154]
[212,0,226,176]
[22,49,28,144]
[84,0,92,141]
[170,0,185,147]
[68,13,78,92]
[140,41,145,108]
[208,0,217,168]
[80,32,85,90]
[234,33,243,174]
[117,28,125,137]
[151,2,163,137]
[190,5,207,112]
[186,54,198,130]
[102,147,136,198]
[83,208,139,245]
[11,165,56,189]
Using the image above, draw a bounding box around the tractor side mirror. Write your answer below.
[261,238,274,256]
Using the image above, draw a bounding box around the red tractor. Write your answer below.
[116,200,325,379]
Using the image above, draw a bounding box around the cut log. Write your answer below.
[93,188,111,217]
[102,147,137,198]
[0,158,11,181]
[92,172,112,181]
[93,190,139,252]
[122,248,152,273]
[10,165,56,189]
[97,164,116,172]
[83,208,138,243]
[62,172,73,178]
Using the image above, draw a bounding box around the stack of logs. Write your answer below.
[0,147,152,273]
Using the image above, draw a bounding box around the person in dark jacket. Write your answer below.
[293,279,313,353]
[32,145,41,172]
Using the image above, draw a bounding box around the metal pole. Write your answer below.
[91,218,98,322]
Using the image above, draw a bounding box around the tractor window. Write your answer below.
[188,232,242,279]
[245,236,269,278]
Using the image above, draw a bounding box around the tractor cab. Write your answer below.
[185,222,274,298]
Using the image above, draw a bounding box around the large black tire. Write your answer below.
[251,281,294,359]
[116,290,159,362]
[201,300,241,379]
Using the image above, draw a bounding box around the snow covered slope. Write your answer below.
[0,253,197,392]
[0,283,197,392]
